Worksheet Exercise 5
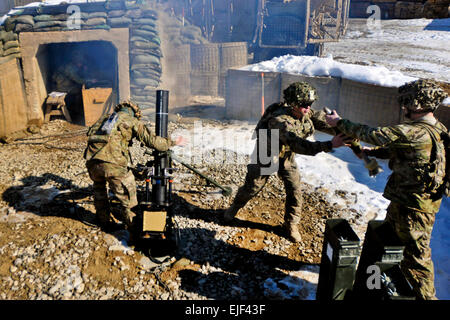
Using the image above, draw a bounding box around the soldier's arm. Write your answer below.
[336,119,401,147]
[268,117,332,156]
[311,109,339,135]
[134,120,174,152]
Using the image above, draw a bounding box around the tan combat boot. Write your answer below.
[283,221,302,243]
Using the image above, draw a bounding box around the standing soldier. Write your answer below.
[224,82,349,242]
[325,79,449,300]
[84,101,184,232]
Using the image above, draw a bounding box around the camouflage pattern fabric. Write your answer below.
[84,107,174,228]
[86,160,137,228]
[283,82,318,107]
[227,103,336,224]
[398,79,448,113]
[336,115,447,300]
[385,202,437,300]
[84,109,174,167]
[336,116,446,213]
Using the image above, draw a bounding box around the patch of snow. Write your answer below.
[241,54,417,87]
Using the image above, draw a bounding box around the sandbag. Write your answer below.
[83,24,111,30]
[131,78,160,87]
[107,17,132,27]
[132,54,161,65]
[108,10,127,18]
[132,29,158,38]
[33,14,53,22]
[132,18,157,27]
[130,63,162,71]
[105,1,124,10]
[3,47,21,56]
[130,48,162,58]
[126,9,142,19]
[0,31,18,42]
[34,21,65,29]
[131,69,161,80]
[12,15,34,26]
[131,41,162,51]
[14,23,33,33]
[3,18,16,32]
[52,14,69,21]
[141,10,158,19]
[140,25,158,33]
[85,17,107,26]
[3,40,19,50]
[88,12,108,19]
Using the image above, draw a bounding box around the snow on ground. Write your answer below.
[172,123,449,299]
[324,18,450,83]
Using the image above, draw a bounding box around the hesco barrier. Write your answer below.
[223,69,450,129]
[281,74,341,111]
[225,69,281,121]
[0,57,29,137]
[338,79,401,127]
[219,42,248,97]
[189,42,248,97]
[190,43,219,96]
[165,44,191,102]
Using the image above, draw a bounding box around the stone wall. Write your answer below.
[350,0,449,19]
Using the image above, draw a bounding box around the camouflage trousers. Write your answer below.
[86,160,138,228]
[385,202,437,300]
[228,153,303,224]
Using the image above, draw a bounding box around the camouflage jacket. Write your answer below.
[255,102,336,158]
[336,115,447,213]
[84,110,174,167]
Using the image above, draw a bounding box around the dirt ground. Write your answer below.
[0,117,348,300]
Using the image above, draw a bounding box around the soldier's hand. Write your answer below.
[325,110,341,127]
[354,146,372,159]
[331,133,352,148]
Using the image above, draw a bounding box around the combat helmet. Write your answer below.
[283,82,318,107]
[398,79,448,113]
[115,100,142,119]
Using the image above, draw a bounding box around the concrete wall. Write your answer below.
[0,57,29,137]
[19,28,130,123]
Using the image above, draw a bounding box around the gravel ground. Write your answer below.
[0,118,355,300]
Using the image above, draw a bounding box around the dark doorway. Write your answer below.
[36,41,118,125]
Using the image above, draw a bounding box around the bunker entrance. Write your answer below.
[36,41,118,126]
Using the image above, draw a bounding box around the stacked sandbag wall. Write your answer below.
[350,0,449,19]
[0,27,20,60]
[125,8,162,110]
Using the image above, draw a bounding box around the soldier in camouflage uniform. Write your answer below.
[224,82,349,242]
[325,79,449,300]
[84,101,181,232]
